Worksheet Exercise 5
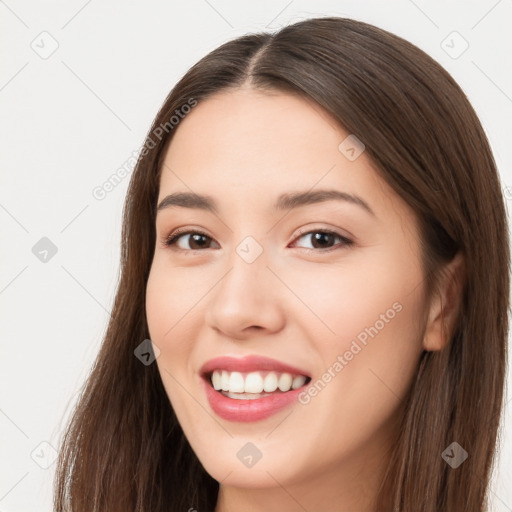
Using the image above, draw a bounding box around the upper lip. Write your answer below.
[200,355,311,378]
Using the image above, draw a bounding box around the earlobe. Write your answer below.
[422,251,466,352]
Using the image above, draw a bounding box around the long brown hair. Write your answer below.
[54,17,510,511]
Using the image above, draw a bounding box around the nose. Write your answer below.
[204,247,286,339]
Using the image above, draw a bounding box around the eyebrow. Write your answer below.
[156,189,375,217]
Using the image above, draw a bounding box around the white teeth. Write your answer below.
[228,371,245,393]
[278,373,293,391]
[210,370,308,394]
[292,375,306,389]
[245,372,264,393]
[221,370,230,391]
[263,372,278,392]
[212,371,221,390]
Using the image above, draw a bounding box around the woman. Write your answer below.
[54,16,510,512]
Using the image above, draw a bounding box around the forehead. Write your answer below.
[162,88,343,175]
[157,88,410,226]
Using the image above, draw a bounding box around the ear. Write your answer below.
[423,251,466,352]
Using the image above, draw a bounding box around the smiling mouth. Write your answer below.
[204,369,312,399]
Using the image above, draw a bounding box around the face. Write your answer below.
[145,87,428,501]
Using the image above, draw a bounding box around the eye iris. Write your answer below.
[189,234,209,249]
[311,232,335,249]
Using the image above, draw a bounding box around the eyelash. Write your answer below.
[160,227,354,254]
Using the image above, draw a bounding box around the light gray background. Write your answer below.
[1,1,511,510]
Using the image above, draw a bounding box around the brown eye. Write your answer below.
[162,230,219,251]
[292,230,353,251]
[161,229,353,253]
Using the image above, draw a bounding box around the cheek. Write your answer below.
[145,259,203,357]
[293,247,426,442]
[284,305,423,477]
[146,263,202,420]
[146,269,173,352]
[290,249,425,350]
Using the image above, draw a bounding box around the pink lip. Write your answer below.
[201,378,307,422]
[199,355,310,377]
[199,355,311,422]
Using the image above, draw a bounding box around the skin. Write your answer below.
[145,86,464,512]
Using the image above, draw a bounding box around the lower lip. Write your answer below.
[202,377,306,422]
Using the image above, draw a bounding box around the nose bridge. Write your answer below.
[220,230,270,294]
[205,234,285,335]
